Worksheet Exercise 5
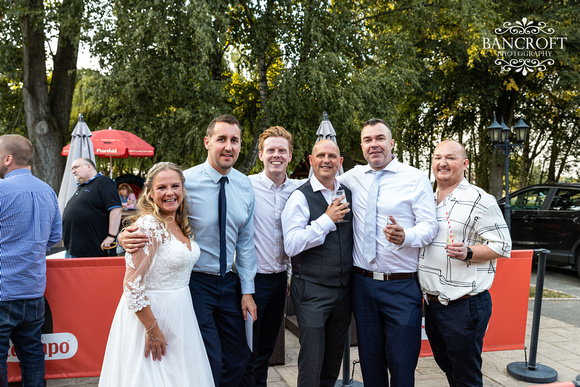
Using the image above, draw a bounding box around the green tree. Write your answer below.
[2,0,85,191]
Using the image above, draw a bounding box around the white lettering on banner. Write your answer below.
[96,148,118,154]
[7,333,78,362]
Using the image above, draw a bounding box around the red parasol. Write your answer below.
[62,128,154,177]
[62,128,154,158]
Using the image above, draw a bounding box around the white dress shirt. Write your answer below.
[249,172,304,274]
[281,176,339,258]
[419,178,512,304]
[338,159,437,273]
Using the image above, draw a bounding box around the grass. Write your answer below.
[529,285,576,298]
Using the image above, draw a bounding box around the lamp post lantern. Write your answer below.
[486,113,530,231]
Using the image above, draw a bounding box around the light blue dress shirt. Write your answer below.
[183,160,257,294]
[0,169,62,301]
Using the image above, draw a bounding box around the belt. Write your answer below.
[426,293,475,304]
[353,266,417,281]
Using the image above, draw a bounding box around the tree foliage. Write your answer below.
[2,0,579,196]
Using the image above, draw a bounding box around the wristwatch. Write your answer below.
[107,233,117,239]
[464,247,473,261]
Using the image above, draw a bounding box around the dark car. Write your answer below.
[498,183,580,278]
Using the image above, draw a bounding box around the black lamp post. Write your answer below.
[487,113,530,230]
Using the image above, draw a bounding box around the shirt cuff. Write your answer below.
[317,213,337,233]
[400,228,415,249]
[240,280,255,295]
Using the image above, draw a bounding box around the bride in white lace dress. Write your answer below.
[99,162,214,386]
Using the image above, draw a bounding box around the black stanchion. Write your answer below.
[335,330,363,387]
[507,249,558,383]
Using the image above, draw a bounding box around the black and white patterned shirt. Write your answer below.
[418,178,511,304]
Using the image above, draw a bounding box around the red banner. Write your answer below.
[8,250,532,381]
[420,250,533,355]
[8,257,125,381]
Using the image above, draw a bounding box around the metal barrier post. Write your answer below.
[335,330,363,387]
[507,249,558,383]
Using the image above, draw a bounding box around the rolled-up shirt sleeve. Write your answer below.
[282,190,336,257]
[476,202,512,258]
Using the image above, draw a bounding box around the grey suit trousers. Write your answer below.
[291,276,352,387]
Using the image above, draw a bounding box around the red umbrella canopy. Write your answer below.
[62,128,154,158]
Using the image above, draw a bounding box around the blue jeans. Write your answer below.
[0,297,45,387]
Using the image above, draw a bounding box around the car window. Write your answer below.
[550,188,580,211]
[510,188,550,210]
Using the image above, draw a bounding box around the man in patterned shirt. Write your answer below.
[418,139,512,387]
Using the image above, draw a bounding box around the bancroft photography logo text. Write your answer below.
[483,18,567,75]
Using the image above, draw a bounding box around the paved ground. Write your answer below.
[530,265,580,328]
[43,308,580,387]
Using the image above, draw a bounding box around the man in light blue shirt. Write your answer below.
[0,134,62,386]
[121,115,257,386]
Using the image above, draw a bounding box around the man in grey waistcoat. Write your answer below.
[281,139,353,387]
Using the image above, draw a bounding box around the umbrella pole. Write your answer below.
[109,156,113,178]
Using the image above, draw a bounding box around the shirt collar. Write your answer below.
[310,174,339,193]
[437,178,470,205]
[203,159,230,183]
[258,171,288,190]
[4,168,32,179]
[363,156,399,175]
[78,172,102,186]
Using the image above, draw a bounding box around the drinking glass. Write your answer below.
[332,189,349,223]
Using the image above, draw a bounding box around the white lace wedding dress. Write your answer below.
[99,215,214,386]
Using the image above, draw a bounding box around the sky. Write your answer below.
[77,43,100,70]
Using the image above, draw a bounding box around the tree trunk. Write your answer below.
[237,1,275,175]
[518,139,532,188]
[49,0,83,139]
[238,55,269,174]
[546,124,561,183]
[489,148,504,198]
[20,0,81,193]
[21,0,65,192]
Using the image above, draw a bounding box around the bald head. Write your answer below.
[312,139,341,157]
[434,139,467,160]
[309,139,343,189]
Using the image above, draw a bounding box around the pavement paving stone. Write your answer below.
[41,309,580,387]
[537,340,575,361]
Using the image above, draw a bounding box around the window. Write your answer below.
[550,188,580,211]
[510,188,551,210]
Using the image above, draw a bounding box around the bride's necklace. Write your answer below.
[165,216,179,231]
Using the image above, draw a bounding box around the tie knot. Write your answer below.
[373,170,384,179]
[219,176,228,186]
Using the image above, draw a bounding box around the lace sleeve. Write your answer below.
[123,215,168,312]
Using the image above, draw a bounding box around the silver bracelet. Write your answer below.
[146,320,157,334]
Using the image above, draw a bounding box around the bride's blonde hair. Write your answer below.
[130,162,193,237]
